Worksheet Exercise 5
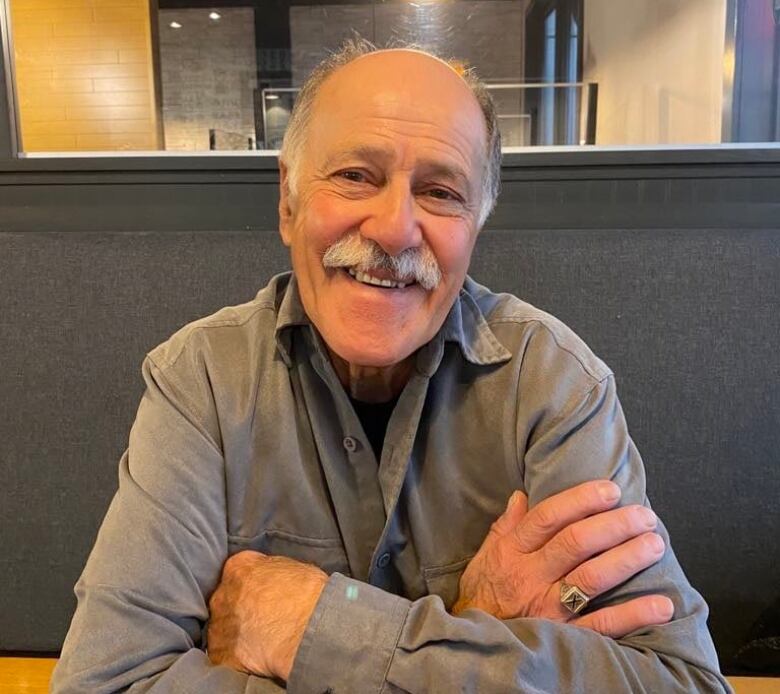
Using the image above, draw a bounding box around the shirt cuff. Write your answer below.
[287,572,410,694]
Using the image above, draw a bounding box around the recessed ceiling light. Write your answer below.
[170,21,182,29]
[266,94,280,100]
[209,11,221,20]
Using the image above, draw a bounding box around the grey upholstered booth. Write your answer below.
[1,226,778,674]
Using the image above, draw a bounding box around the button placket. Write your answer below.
[300,329,387,581]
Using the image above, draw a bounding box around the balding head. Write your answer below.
[280,40,501,228]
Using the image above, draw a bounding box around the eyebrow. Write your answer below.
[322,145,391,171]
[322,145,472,190]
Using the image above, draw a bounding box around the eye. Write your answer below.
[337,170,368,183]
[425,187,462,202]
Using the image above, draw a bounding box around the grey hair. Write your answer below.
[279,37,502,228]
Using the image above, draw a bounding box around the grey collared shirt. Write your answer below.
[52,273,730,693]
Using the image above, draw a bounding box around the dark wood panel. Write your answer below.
[1,154,780,232]
[0,182,282,233]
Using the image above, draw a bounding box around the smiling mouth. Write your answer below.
[345,267,414,289]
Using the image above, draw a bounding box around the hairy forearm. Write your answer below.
[207,552,328,681]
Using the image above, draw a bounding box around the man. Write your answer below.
[52,43,729,692]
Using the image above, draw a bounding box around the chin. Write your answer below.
[328,331,417,369]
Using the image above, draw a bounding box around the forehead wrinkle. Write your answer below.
[368,117,480,175]
[363,113,483,153]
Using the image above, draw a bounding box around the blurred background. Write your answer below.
[4,0,779,154]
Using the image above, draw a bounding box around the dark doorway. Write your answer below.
[525,0,589,145]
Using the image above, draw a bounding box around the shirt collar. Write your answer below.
[415,276,512,376]
[273,272,307,366]
[273,271,512,371]
[442,277,513,365]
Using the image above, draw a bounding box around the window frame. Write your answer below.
[0,0,18,158]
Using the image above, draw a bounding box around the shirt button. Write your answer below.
[376,552,391,568]
[342,436,358,453]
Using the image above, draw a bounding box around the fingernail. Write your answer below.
[598,481,621,502]
[655,597,674,620]
[508,490,521,509]
[646,533,665,553]
[640,508,657,527]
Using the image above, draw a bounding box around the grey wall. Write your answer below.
[159,8,258,150]
[289,1,528,145]
[290,1,526,81]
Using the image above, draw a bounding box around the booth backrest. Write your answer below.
[1,227,778,672]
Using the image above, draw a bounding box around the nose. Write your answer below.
[358,178,422,257]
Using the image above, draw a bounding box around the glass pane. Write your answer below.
[541,10,556,146]
[9,0,161,152]
[158,8,257,151]
[566,15,578,144]
[4,0,779,155]
[583,0,727,146]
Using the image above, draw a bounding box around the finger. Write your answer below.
[490,490,528,538]
[538,504,658,580]
[566,532,666,598]
[513,480,621,553]
[573,595,674,639]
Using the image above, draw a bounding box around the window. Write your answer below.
[2,0,778,156]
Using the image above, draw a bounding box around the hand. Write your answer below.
[207,550,328,681]
[452,480,674,638]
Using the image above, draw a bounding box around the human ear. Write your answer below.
[278,160,293,247]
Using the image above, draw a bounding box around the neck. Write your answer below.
[328,350,414,403]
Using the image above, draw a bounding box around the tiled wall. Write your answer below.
[289,1,527,145]
[290,1,526,84]
[10,0,160,152]
[157,8,257,151]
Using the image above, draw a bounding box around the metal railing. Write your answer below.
[256,82,598,149]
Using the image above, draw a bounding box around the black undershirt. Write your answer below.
[349,396,399,461]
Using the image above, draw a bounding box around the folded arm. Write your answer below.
[53,353,730,693]
[214,480,728,693]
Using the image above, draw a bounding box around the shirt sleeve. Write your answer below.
[51,354,284,693]
[287,373,733,694]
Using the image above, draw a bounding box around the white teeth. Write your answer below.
[346,267,408,289]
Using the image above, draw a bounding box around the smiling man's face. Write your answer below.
[278,50,488,371]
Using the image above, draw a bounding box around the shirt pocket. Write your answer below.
[227,528,351,576]
[422,556,474,610]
